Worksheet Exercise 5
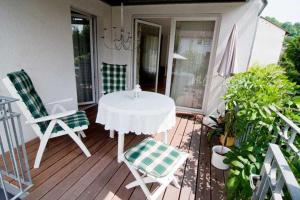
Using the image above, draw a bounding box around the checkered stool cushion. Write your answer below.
[102,62,126,94]
[7,69,89,134]
[124,138,188,178]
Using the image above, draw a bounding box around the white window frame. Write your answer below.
[71,8,98,106]
[166,16,220,113]
[131,14,221,114]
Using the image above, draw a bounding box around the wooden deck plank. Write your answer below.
[30,125,105,177]
[25,133,106,199]
[195,125,211,200]
[18,106,226,200]
[58,134,136,200]
[111,173,136,200]
[210,136,226,200]
[162,117,193,200]
[94,163,131,200]
[8,129,101,188]
[39,137,115,200]
[179,120,200,200]
[30,130,101,180]
[76,137,143,200]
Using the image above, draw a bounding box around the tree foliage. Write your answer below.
[280,35,300,86]
[265,16,300,37]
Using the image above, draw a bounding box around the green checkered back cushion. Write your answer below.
[7,69,49,133]
[125,138,187,178]
[102,62,126,94]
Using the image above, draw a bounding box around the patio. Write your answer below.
[19,106,226,200]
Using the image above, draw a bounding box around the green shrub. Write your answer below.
[223,64,299,199]
[224,64,297,138]
[283,36,300,73]
[224,136,270,200]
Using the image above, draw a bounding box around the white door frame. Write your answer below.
[71,10,97,105]
[133,19,162,92]
[166,16,220,113]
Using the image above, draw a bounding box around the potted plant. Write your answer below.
[207,114,224,141]
[211,145,231,170]
[220,110,235,147]
[208,110,235,147]
[210,110,236,170]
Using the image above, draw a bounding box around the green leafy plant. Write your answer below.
[224,135,271,200]
[223,64,300,199]
[224,110,236,138]
[283,36,300,73]
[207,115,224,141]
[224,64,297,138]
[207,110,236,144]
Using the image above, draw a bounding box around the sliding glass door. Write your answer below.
[166,19,216,111]
[71,11,96,105]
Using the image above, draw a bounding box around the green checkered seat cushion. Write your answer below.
[124,138,188,178]
[52,111,89,133]
[102,62,126,94]
[7,69,89,134]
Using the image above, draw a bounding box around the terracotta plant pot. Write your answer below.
[211,145,231,170]
[219,134,235,147]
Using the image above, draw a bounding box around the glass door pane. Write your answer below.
[71,12,95,104]
[169,21,215,110]
[135,20,161,92]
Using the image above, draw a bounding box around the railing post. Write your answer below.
[0,96,33,199]
[252,143,300,200]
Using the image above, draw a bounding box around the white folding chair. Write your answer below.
[2,69,91,168]
[100,62,127,139]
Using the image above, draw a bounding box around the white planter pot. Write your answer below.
[211,145,231,170]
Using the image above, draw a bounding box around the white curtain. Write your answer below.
[142,35,159,75]
[170,21,215,109]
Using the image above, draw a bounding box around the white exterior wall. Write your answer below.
[111,0,264,115]
[250,18,286,66]
[0,0,111,143]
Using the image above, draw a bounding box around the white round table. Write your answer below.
[96,91,176,162]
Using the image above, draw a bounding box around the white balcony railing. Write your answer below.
[251,106,300,200]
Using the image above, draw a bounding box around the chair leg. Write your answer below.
[125,160,152,199]
[79,131,86,138]
[171,175,180,188]
[125,159,172,200]
[126,176,156,189]
[34,120,56,168]
[162,131,168,144]
[57,120,91,157]
[109,130,114,138]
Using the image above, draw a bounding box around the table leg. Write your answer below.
[118,132,125,163]
[162,131,168,144]
[109,130,114,138]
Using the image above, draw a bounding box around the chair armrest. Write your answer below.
[26,110,76,124]
[46,98,73,106]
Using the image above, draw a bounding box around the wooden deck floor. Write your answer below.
[21,106,226,200]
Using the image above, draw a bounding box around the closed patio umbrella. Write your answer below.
[217,25,238,78]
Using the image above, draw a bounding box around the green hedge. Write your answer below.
[223,64,300,199]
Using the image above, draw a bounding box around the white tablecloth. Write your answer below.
[96,91,176,134]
